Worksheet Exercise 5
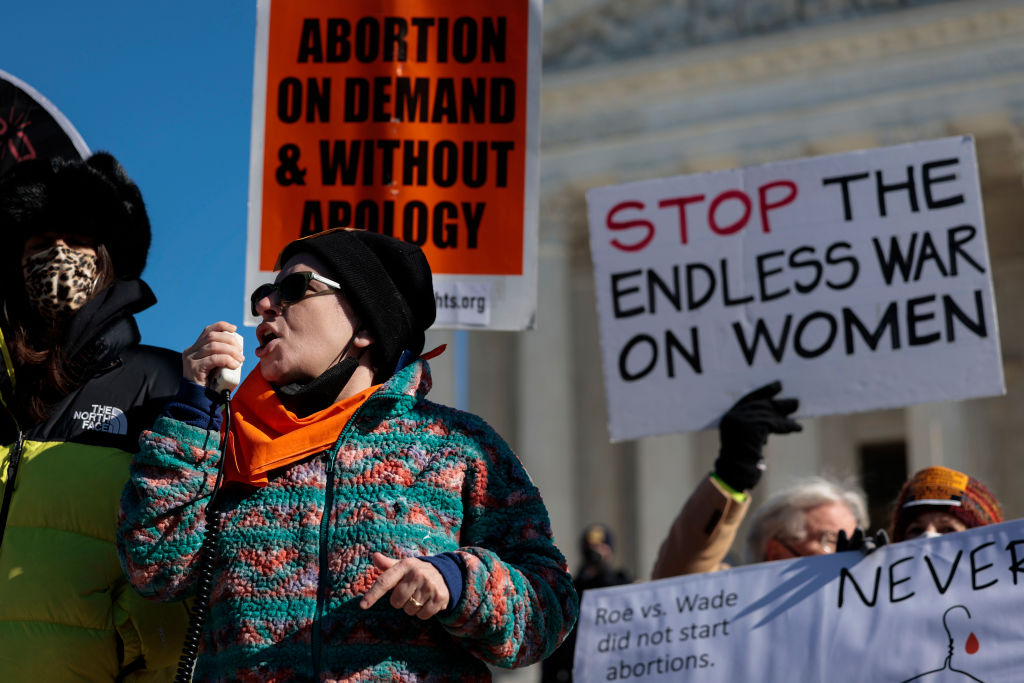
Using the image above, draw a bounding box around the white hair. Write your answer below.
[744,476,868,563]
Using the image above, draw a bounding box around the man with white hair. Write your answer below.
[652,383,867,579]
[743,476,867,563]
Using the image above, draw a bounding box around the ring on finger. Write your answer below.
[406,596,424,609]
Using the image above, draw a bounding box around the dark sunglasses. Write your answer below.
[250,271,342,316]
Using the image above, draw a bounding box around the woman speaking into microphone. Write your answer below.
[117,228,578,681]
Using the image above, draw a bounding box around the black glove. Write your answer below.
[714,381,801,492]
[836,528,889,555]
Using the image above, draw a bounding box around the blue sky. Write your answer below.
[3,2,263,376]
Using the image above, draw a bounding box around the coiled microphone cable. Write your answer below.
[174,387,232,683]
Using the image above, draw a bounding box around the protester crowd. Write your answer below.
[546,383,1006,682]
[0,151,578,681]
[0,109,1011,683]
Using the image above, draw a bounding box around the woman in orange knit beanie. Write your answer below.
[889,466,1003,542]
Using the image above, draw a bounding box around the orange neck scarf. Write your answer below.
[223,369,379,487]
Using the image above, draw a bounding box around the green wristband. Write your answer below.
[711,473,749,503]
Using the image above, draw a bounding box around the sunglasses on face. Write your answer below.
[249,271,342,316]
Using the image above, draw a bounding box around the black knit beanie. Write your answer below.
[0,151,151,287]
[276,228,436,378]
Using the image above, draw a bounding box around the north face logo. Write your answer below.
[72,404,127,435]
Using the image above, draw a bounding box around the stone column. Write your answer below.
[905,402,972,475]
[635,430,714,578]
[422,329,455,407]
[514,240,580,565]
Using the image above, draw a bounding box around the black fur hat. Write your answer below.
[0,151,151,284]
[276,228,436,378]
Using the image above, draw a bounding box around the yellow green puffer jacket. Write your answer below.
[0,282,190,682]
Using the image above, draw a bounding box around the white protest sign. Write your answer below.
[575,518,1024,682]
[586,136,1004,441]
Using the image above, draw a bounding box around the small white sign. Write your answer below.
[433,280,492,327]
[574,519,1024,682]
[586,136,1004,441]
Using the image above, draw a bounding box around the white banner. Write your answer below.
[586,136,1004,441]
[574,519,1024,682]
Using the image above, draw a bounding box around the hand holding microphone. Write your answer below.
[182,322,245,394]
[209,360,242,394]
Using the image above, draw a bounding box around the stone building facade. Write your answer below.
[429,0,1024,613]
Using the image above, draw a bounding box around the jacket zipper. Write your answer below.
[310,389,406,680]
[307,389,407,679]
[0,431,25,552]
[312,453,335,680]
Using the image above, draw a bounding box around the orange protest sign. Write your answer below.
[252,0,530,277]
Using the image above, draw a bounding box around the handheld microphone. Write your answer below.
[209,365,241,394]
[207,331,243,394]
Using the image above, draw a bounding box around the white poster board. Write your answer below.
[574,519,1024,682]
[586,136,1004,442]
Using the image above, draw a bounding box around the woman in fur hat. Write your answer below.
[117,228,578,682]
[0,153,188,680]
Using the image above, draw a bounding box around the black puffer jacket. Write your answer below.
[0,279,189,682]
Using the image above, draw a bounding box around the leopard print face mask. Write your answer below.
[21,244,99,320]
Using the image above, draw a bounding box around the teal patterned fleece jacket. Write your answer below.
[117,359,577,682]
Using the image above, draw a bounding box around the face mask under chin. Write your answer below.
[274,329,367,416]
[21,244,99,320]
[275,357,360,417]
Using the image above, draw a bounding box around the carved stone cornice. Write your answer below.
[544,1,1024,122]
[538,1,1024,261]
[543,0,967,70]
[539,0,1024,189]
